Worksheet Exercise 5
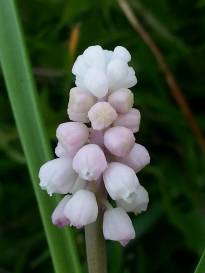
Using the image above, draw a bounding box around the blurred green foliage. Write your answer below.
[0,0,205,272]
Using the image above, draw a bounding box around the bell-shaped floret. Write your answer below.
[117,143,150,173]
[103,207,135,246]
[39,157,77,196]
[64,189,98,228]
[73,144,107,181]
[103,162,139,200]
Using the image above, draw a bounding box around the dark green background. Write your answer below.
[1,0,205,272]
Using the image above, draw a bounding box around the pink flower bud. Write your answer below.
[84,67,108,98]
[104,126,135,157]
[56,122,89,156]
[72,144,107,181]
[117,185,149,215]
[67,87,96,122]
[39,157,77,196]
[117,143,150,173]
[108,88,134,114]
[89,129,104,147]
[64,189,98,228]
[103,207,135,246]
[88,102,117,130]
[113,108,141,133]
[55,142,68,157]
[103,162,139,200]
[52,195,71,227]
[68,110,89,123]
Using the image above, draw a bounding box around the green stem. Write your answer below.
[85,209,107,273]
[0,1,81,273]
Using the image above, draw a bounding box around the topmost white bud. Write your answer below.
[72,45,137,98]
[83,45,105,69]
[113,46,131,63]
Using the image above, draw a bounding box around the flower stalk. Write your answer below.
[85,209,107,273]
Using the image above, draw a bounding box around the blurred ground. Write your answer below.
[0,0,205,272]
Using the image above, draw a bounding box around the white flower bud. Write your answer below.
[72,144,107,181]
[104,49,113,64]
[103,162,139,200]
[72,55,88,76]
[117,185,149,214]
[83,45,105,69]
[64,189,98,228]
[103,207,135,246]
[113,46,131,63]
[39,157,77,196]
[84,67,108,98]
[107,59,128,91]
[52,195,71,227]
[117,143,150,172]
[124,67,137,88]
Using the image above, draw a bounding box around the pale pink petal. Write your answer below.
[52,195,71,227]
[117,185,149,214]
[103,162,139,200]
[56,122,89,156]
[113,108,141,133]
[108,88,134,114]
[64,189,98,228]
[72,144,107,181]
[117,143,150,172]
[103,207,135,246]
[68,87,96,114]
[39,157,77,196]
[104,126,135,157]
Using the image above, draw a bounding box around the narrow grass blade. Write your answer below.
[0,1,81,273]
[194,249,205,273]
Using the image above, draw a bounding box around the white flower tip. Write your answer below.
[113,46,131,62]
[84,67,108,98]
[83,45,105,68]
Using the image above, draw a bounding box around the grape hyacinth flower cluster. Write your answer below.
[39,45,150,246]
